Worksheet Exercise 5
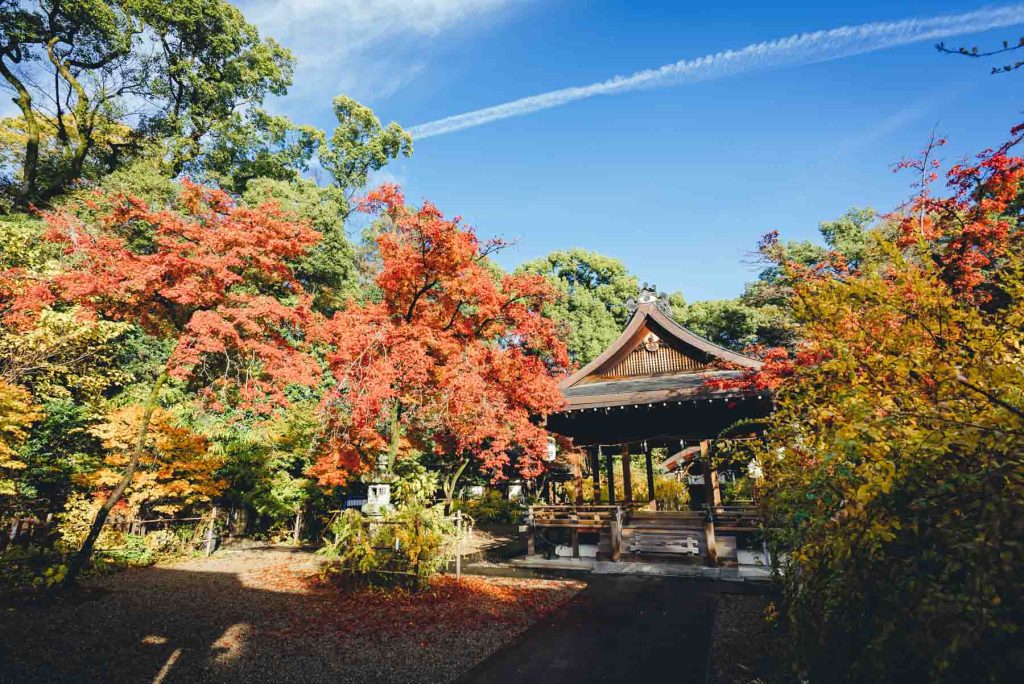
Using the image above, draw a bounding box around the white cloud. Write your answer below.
[408,4,1024,139]
[237,0,518,112]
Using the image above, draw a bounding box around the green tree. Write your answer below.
[196,110,323,195]
[518,249,638,364]
[736,207,882,348]
[0,0,293,205]
[242,177,358,313]
[317,95,413,216]
[677,298,762,350]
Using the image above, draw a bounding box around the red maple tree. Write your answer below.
[2,182,322,585]
[311,185,568,491]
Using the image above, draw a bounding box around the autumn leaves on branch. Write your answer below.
[0,181,569,514]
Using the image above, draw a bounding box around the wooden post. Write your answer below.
[610,508,622,562]
[590,447,602,504]
[526,507,536,556]
[604,447,616,504]
[205,506,217,558]
[621,445,633,504]
[455,510,462,580]
[644,441,656,510]
[700,440,719,566]
[574,449,585,506]
[571,528,580,559]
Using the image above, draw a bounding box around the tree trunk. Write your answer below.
[292,509,303,546]
[63,371,168,588]
[443,458,469,515]
[0,59,40,205]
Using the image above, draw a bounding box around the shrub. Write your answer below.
[453,489,522,524]
[320,504,456,589]
[0,546,67,591]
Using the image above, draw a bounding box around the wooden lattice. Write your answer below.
[601,342,707,378]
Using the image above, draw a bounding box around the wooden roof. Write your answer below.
[557,300,762,412]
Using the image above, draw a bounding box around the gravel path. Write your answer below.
[0,546,582,684]
[708,593,785,683]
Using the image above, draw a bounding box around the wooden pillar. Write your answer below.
[574,449,585,506]
[700,439,719,565]
[527,506,536,556]
[644,441,656,510]
[604,447,616,504]
[610,514,622,562]
[621,445,633,504]
[590,447,602,504]
[571,528,580,558]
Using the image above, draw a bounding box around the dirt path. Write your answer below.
[0,547,582,684]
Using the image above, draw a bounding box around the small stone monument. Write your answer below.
[362,451,396,517]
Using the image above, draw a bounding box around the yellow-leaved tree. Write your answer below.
[720,133,1024,681]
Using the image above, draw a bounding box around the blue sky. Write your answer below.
[239,1,1024,301]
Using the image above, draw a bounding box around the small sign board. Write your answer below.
[687,474,705,485]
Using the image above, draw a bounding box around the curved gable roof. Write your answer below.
[560,302,762,390]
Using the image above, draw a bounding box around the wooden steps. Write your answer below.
[622,511,709,558]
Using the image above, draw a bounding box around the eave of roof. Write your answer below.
[559,370,762,411]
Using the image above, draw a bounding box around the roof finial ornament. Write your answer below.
[626,282,674,319]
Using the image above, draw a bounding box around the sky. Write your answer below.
[238,0,1024,301]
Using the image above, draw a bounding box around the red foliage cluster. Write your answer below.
[1,182,323,411]
[246,568,583,642]
[705,345,797,392]
[713,129,1024,394]
[311,185,569,484]
[894,135,1024,301]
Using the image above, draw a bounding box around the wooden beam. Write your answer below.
[622,445,633,504]
[644,441,656,510]
[590,447,602,504]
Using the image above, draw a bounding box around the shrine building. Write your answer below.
[534,285,773,566]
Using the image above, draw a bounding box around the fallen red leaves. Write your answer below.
[240,561,584,642]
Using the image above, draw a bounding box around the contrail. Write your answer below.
[408,5,1024,139]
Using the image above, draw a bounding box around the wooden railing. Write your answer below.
[526,504,625,560]
[528,504,621,531]
[706,505,761,531]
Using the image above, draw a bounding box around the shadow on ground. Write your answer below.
[455,574,771,684]
[1,547,773,684]
[1,548,330,683]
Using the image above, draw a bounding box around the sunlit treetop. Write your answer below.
[312,184,569,485]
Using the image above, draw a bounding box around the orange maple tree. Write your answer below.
[1,182,323,585]
[90,406,225,517]
[311,185,568,488]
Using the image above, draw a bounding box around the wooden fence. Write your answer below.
[2,511,218,555]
